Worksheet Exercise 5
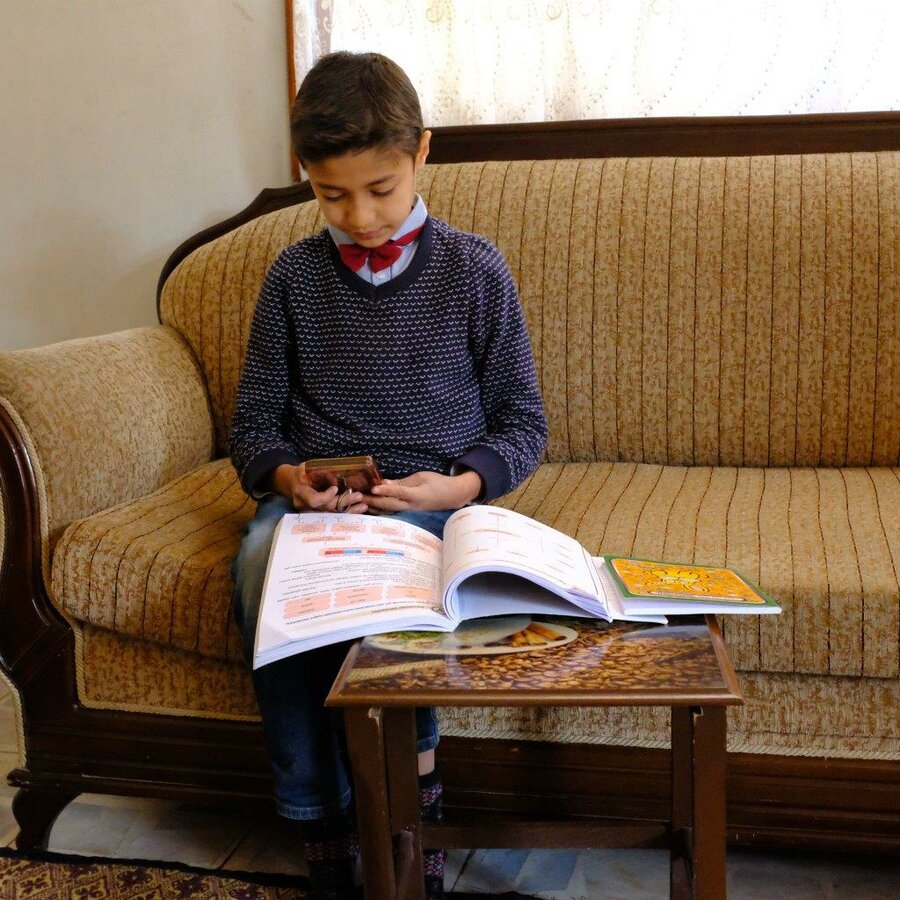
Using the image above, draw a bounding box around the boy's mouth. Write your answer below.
[353,228,386,243]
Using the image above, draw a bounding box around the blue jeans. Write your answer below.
[232,495,453,820]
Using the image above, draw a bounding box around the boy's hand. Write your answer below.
[268,463,368,514]
[366,470,482,512]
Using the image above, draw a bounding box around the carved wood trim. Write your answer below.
[0,403,72,686]
[426,111,900,163]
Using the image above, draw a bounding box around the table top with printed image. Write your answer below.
[328,614,743,708]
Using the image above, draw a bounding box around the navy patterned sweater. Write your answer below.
[229,216,548,502]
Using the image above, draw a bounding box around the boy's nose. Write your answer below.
[344,198,374,231]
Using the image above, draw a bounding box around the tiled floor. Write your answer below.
[1,682,897,898]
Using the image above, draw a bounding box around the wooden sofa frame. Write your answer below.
[2,112,899,854]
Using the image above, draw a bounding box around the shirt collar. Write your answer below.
[328,194,428,247]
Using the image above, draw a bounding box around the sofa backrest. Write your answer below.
[160,152,898,468]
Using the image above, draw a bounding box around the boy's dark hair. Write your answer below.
[291,52,424,163]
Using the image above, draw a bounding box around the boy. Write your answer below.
[230,51,547,900]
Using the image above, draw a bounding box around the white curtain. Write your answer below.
[290,0,899,125]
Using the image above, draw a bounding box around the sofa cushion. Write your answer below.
[77,622,258,718]
[50,459,898,679]
[496,462,899,679]
[50,458,253,663]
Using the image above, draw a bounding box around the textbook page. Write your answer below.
[254,513,451,667]
[440,505,611,621]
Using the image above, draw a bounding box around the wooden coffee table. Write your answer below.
[327,615,742,900]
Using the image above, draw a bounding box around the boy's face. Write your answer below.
[304,132,431,247]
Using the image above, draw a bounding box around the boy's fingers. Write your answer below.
[366,495,409,512]
[377,481,414,500]
[296,484,337,510]
[334,491,363,512]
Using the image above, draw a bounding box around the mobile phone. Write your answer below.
[304,455,383,494]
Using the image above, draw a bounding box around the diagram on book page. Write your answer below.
[265,514,444,628]
[442,506,598,599]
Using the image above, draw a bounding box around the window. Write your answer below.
[288,0,899,126]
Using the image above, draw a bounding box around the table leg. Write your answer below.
[384,708,426,900]
[670,705,727,900]
[671,706,693,898]
[345,706,395,900]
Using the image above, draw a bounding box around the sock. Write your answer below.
[419,766,446,900]
[301,813,360,900]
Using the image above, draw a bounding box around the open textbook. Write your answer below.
[254,505,780,667]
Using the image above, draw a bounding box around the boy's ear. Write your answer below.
[415,130,431,171]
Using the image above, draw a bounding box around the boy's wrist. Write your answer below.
[265,463,298,498]
[454,469,483,506]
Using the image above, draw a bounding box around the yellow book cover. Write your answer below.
[608,558,771,605]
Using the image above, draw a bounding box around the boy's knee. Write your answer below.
[231,495,294,651]
[235,496,293,571]
[233,529,274,603]
[236,523,277,576]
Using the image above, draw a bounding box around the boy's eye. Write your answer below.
[322,194,343,203]
[372,188,394,197]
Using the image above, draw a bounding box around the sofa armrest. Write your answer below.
[0,326,214,556]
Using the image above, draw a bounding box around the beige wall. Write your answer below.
[0,0,291,352]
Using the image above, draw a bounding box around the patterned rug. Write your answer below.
[0,847,313,898]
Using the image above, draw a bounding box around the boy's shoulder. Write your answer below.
[276,229,332,265]
[430,215,495,249]
[260,230,331,286]
[430,217,506,269]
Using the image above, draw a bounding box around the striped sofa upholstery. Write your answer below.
[5,154,897,759]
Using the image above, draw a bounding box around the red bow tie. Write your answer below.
[338,224,424,273]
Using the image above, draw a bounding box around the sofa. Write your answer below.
[1,113,898,854]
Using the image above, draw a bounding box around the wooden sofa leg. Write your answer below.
[12,787,80,851]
